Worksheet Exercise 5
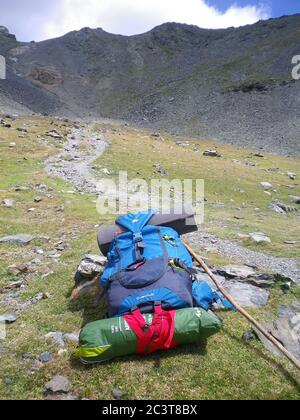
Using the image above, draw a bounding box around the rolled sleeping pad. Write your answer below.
[98,209,198,256]
[76,307,222,364]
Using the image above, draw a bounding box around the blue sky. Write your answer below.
[0,0,299,41]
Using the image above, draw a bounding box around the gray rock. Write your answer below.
[15,186,30,192]
[45,332,65,347]
[1,199,15,208]
[39,352,54,363]
[268,203,286,214]
[7,264,30,276]
[47,130,62,139]
[260,182,273,190]
[249,232,271,244]
[289,195,300,204]
[153,163,168,176]
[63,333,79,344]
[77,255,106,278]
[272,202,298,213]
[45,393,79,401]
[218,265,256,279]
[44,375,73,394]
[224,282,270,308]
[0,313,17,324]
[203,150,221,157]
[255,304,300,360]
[0,234,34,245]
[246,273,275,289]
[85,254,107,266]
[242,331,256,341]
[22,353,32,360]
[112,388,125,400]
[287,172,296,180]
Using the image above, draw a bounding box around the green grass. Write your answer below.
[0,117,299,400]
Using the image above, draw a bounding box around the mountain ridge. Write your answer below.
[1,14,300,155]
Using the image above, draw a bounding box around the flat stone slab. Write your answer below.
[0,234,34,245]
[224,282,270,308]
[218,265,256,279]
[255,303,300,361]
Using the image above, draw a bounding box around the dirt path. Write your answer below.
[45,124,108,194]
[185,230,300,283]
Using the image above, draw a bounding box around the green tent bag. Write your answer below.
[76,308,222,364]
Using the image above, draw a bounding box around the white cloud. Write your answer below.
[43,0,270,40]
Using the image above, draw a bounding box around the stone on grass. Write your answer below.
[112,388,125,400]
[268,203,286,214]
[218,265,256,279]
[246,273,275,289]
[289,195,300,204]
[45,332,65,347]
[63,333,79,344]
[0,313,17,324]
[255,303,300,360]
[287,172,296,180]
[203,150,221,158]
[0,234,34,246]
[76,254,106,279]
[1,199,14,208]
[224,282,269,308]
[260,182,273,190]
[47,130,62,139]
[39,352,54,364]
[242,331,256,341]
[249,232,271,245]
[269,202,298,214]
[44,375,73,394]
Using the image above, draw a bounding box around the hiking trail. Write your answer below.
[44,124,108,194]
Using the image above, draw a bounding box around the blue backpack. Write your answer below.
[101,210,235,317]
[101,210,195,317]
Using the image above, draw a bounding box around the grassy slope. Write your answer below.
[0,117,299,400]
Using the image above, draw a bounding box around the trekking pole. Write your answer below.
[183,241,300,372]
